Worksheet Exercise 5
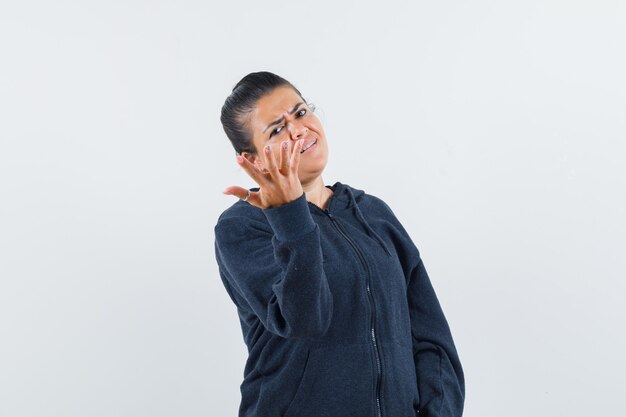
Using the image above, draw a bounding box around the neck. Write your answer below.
[301,176,333,210]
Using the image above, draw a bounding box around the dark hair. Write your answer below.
[220,71,314,156]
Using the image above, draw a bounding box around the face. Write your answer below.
[242,86,329,184]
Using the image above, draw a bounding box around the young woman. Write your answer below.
[214,71,465,417]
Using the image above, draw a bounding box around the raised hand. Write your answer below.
[223,139,305,209]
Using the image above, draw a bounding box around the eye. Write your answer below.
[269,108,308,138]
[270,125,284,138]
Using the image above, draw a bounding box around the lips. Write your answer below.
[300,138,318,154]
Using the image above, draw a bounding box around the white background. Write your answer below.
[1,1,625,416]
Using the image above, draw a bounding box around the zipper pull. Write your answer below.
[324,209,334,220]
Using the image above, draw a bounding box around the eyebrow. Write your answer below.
[263,102,305,134]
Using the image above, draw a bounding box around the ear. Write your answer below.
[242,151,265,172]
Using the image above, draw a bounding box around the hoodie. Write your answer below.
[213,181,465,417]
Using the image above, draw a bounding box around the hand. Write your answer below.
[223,139,305,209]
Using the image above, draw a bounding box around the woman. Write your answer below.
[214,71,465,417]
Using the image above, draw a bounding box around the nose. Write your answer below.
[288,120,308,140]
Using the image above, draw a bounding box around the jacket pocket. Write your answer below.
[379,341,420,417]
[283,343,374,417]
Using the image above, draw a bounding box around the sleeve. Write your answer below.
[373,197,465,417]
[409,257,465,417]
[213,192,334,339]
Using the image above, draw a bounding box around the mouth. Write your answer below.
[300,138,318,154]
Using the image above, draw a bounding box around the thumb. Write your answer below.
[222,186,259,205]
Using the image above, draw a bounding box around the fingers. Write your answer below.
[263,144,278,174]
[236,154,268,186]
[279,140,290,173]
[236,140,302,188]
[290,138,304,171]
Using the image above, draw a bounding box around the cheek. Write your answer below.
[311,120,324,134]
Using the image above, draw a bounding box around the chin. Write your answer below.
[298,159,328,180]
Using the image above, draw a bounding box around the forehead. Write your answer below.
[250,86,302,130]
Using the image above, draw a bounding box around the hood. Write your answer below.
[326,181,392,257]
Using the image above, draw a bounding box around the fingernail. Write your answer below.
[236,155,243,163]
[282,141,287,149]
[265,145,270,153]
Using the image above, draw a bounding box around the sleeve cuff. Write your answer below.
[262,192,316,242]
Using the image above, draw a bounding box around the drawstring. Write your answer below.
[346,188,392,257]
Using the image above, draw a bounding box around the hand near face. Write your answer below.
[223,139,305,209]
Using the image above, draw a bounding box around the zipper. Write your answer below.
[322,208,383,417]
